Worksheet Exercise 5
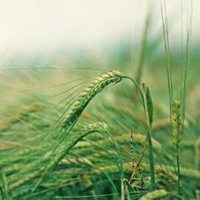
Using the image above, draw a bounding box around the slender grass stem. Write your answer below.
[161,1,184,196]
[123,76,155,190]
[146,127,155,190]
[122,76,143,99]
[135,0,152,85]
[176,153,180,194]
[142,85,155,191]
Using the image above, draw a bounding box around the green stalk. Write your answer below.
[123,76,155,190]
[161,1,181,195]
[176,154,180,194]
[146,126,155,191]
[142,83,155,191]
[160,0,173,116]
[135,0,152,85]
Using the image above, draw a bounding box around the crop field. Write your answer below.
[0,1,200,200]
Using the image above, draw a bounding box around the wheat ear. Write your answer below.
[172,100,183,154]
[12,122,107,191]
[62,70,122,130]
[140,189,168,200]
[51,70,123,159]
[171,99,183,194]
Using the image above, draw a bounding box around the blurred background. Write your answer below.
[0,0,199,68]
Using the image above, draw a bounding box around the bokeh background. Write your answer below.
[0,0,199,68]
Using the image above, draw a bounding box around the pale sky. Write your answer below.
[0,0,198,63]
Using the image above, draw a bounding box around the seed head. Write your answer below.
[172,100,183,154]
[62,70,122,130]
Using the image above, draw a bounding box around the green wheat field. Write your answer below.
[0,1,199,200]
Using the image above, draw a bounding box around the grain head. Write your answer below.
[172,100,183,154]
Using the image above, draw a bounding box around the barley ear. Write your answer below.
[33,122,108,191]
[140,189,168,200]
[172,100,183,154]
[171,99,183,195]
[61,70,122,131]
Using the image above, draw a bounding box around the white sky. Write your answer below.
[0,0,199,62]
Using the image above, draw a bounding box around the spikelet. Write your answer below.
[140,189,168,200]
[79,122,107,133]
[171,100,183,154]
[42,123,108,173]
[62,70,122,130]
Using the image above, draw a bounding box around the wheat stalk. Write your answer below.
[28,70,156,193]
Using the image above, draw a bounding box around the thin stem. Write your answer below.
[181,0,193,124]
[136,0,152,85]
[176,153,181,195]
[128,138,147,183]
[104,130,125,200]
[147,128,155,191]
[123,75,155,190]
[160,0,174,115]
[122,76,144,100]
[143,92,155,191]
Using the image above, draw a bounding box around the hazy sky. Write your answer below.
[0,0,198,62]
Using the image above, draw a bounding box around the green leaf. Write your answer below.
[142,83,153,127]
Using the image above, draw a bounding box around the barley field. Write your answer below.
[0,1,199,200]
